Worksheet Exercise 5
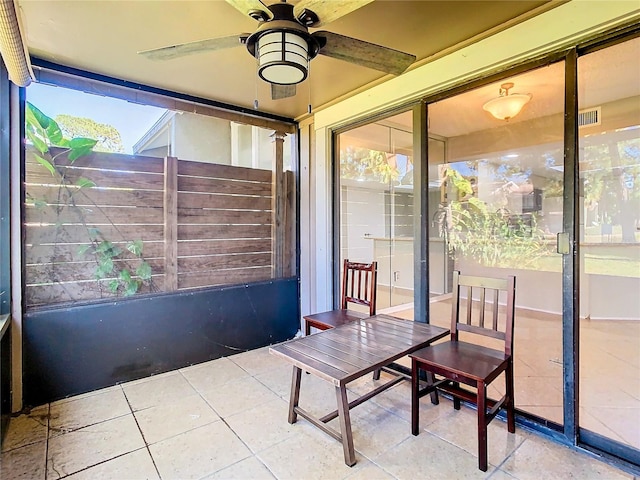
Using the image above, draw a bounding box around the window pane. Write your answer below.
[578,37,640,449]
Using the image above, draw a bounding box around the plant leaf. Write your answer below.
[45,119,65,145]
[123,280,140,296]
[119,269,132,282]
[77,244,92,255]
[34,155,56,176]
[76,177,96,189]
[136,261,152,281]
[108,279,120,293]
[26,129,49,154]
[127,240,143,256]
[26,102,50,129]
[69,137,98,150]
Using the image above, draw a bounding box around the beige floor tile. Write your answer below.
[425,406,527,467]
[46,414,145,479]
[149,421,252,480]
[134,393,220,445]
[0,441,46,479]
[225,397,299,454]
[229,346,291,376]
[374,432,494,479]
[328,398,412,460]
[257,427,370,480]
[199,376,281,418]
[488,469,519,480]
[501,435,634,480]
[180,357,250,393]
[201,455,277,479]
[254,363,296,398]
[49,385,123,406]
[122,371,197,411]
[64,448,159,480]
[1,404,49,452]
[49,387,130,436]
[342,462,396,480]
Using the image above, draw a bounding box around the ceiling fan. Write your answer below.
[139,0,416,100]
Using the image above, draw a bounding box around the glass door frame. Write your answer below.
[328,26,640,472]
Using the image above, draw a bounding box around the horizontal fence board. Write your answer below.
[177,224,271,240]
[26,224,164,245]
[27,167,164,192]
[25,205,164,225]
[178,192,272,211]
[177,268,272,290]
[177,239,271,257]
[178,253,271,271]
[26,150,165,174]
[178,176,272,196]
[25,278,163,307]
[178,159,272,182]
[26,185,165,208]
[177,208,271,225]
[25,241,165,265]
[26,258,165,284]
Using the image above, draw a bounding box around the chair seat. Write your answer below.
[410,341,509,383]
[304,309,368,331]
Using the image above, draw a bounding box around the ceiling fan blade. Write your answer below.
[294,0,373,27]
[139,34,247,61]
[225,0,272,20]
[271,84,296,100]
[314,31,416,75]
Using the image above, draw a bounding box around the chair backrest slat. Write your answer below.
[342,259,378,316]
[492,288,499,330]
[450,271,516,355]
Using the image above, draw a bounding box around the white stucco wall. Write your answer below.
[298,1,640,323]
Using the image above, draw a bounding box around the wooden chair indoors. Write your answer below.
[303,259,377,336]
[410,271,516,472]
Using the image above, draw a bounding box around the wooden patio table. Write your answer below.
[269,314,449,466]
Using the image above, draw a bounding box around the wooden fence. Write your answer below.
[24,147,294,308]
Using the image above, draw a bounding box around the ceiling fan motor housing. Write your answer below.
[245,2,320,85]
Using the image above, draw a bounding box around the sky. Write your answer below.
[26,83,166,154]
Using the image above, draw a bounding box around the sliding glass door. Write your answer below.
[427,62,566,424]
[577,36,640,454]
[337,111,415,314]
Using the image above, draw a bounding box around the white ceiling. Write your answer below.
[19,0,559,120]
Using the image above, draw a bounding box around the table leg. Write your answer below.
[335,385,356,467]
[288,366,302,424]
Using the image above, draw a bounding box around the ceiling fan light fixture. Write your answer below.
[257,30,309,85]
[482,82,531,120]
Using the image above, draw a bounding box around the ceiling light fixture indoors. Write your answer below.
[482,82,531,120]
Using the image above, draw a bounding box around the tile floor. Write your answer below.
[1,345,636,480]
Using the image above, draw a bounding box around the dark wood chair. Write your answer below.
[303,259,377,336]
[410,271,516,472]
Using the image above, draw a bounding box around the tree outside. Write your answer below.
[55,114,125,153]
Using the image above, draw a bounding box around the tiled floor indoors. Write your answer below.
[1,345,636,480]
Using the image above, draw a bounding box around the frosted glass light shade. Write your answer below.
[483,93,531,120]
[257,31,309,85]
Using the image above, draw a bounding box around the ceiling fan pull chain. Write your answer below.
[254,60,259,110]
[307,63,312,114]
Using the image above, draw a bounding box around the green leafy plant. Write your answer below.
[438,168,549,269]
[26,102,153,298]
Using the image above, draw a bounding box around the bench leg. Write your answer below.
[335,385,356,467]
[288,366,302,424]
[411,359,420,435]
